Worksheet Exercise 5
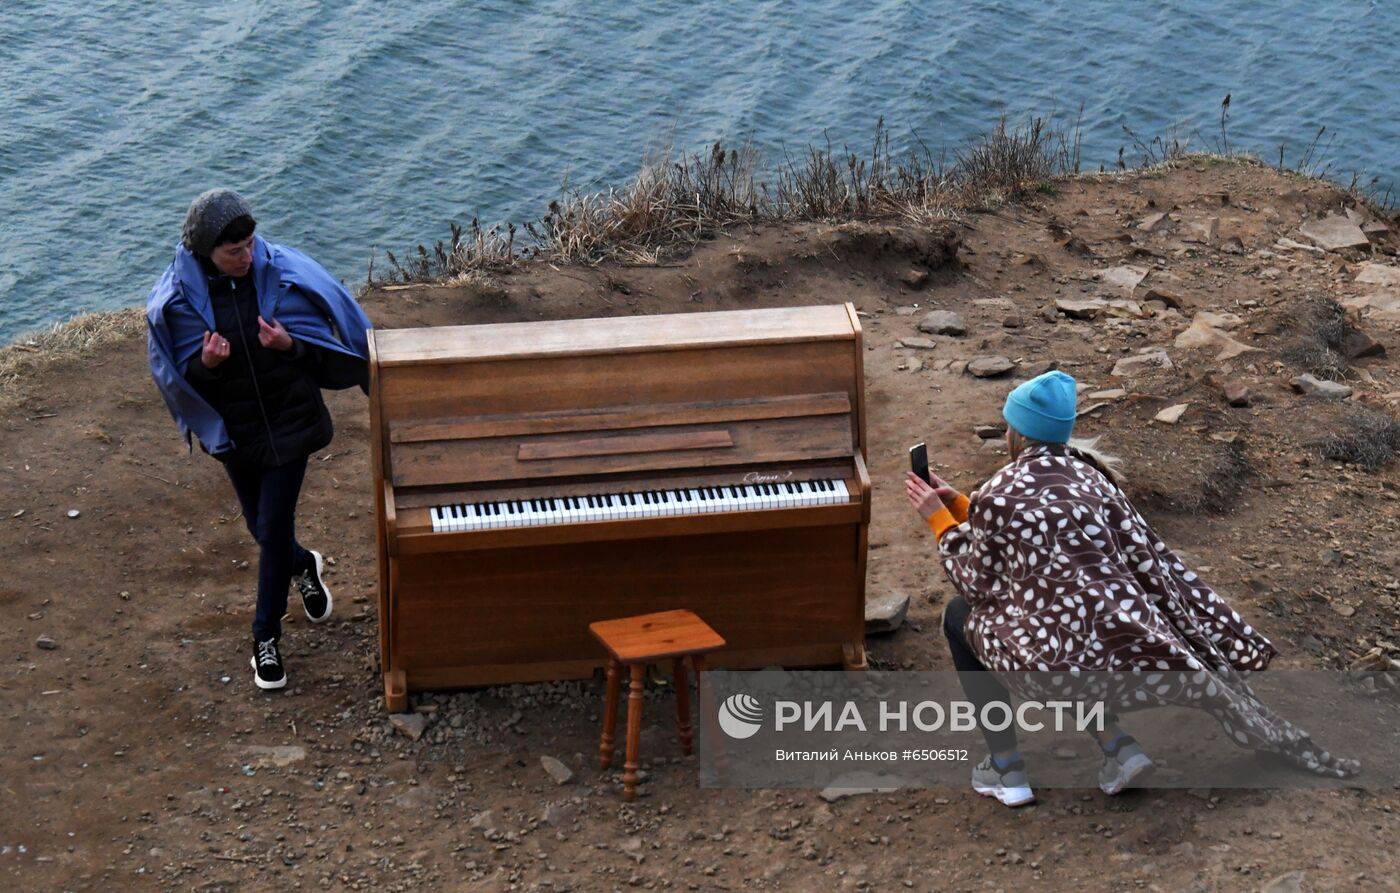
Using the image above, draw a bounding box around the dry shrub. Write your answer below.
[1317,407,1400,471]
[1135,441,1253,515]
[1282,296,1358,381]
[373,115,1083,276]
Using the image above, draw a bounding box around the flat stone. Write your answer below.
[542,801,578,826]
[469,809,496,835]
[974,423,1007,439]
[901,269,930,289]
[66,509,80,519]
[1098,265,1148,293]
[1141,288,1187,310]
[35,635,57,651]
[1223,382,1251,407]
[819,773,902,802]
[1137,212,1170,232]
[1055,298,1103,320]
[1342,330,1385,360]
[1261,871,1305,893]
[1299,214,1370,251]
[1291,375,1353,400]
[1154,403,1189,424]
[1354,263,1400,288]
[1111,349,1173,377]
[1342,292,1400,314]
[1088,388,1127,400]
[966,356,1017,378]
[389,712,428,741]
[1002,315,1023,329]
[979,438,1009,455]
[540,756,574,785]
[918,310,968,337]
[1103,299,1148,319]
[896,337,938,350]
[1174,317,1259,361]
[864,593,911,635]
[1183,216,1219,244]
[240,745,307,768]
[1346,205,1389,235]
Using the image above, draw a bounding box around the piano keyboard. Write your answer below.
[430,479,850,532]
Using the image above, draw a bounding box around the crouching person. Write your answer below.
[907,370,1356,808]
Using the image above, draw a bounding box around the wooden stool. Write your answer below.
[589,609,726,801]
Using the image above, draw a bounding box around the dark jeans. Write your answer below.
[224,456,311,641]
[942,595,1020,754]
[943,595,1119,756]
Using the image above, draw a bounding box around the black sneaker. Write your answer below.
[296,550,332,623]
[250,637,286,690]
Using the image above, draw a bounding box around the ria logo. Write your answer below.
[717,693,764,739]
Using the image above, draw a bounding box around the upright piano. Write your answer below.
[368,303,870,711]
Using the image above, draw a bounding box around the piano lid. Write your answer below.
[372,303,859,367]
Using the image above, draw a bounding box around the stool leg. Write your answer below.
[600,658,621,770]
[674,657,693,755]
[623,663,645,802]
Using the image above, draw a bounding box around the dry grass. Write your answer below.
[1317,407,1400,471]
[372,115,1083,278]
[1136,441,1253,515]
[0,307,145,407]
[1283,296,1359,381]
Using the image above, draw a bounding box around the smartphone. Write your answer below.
[909,442,930,484]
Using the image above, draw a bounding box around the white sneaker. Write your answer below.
[1098,736,1155,795]
[971,755,1035,807]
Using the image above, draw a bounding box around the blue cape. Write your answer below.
[146,236,373,454]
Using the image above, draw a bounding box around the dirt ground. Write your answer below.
[3,161,1400,892]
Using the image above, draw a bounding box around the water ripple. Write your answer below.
[1,0,1398,342]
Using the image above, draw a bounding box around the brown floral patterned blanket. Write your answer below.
[937,442,1358,777]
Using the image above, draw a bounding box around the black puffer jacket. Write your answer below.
[184,270,333,468]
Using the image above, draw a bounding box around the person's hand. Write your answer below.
[200,330,231,369]
[905,470,961,521]
[257,315,293,351]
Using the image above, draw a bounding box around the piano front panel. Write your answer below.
[375,340,860,441]
[390,523,863,684]
[389,413,856,488]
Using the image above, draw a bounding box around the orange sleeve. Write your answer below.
[926,495,971,542]
[949,494,970,524]
[926,506,960,541]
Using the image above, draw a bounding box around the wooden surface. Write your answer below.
[373,304,856,366]
[589,609,726,663]
[371,303,870,702]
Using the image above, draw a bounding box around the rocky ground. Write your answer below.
[3,160,1400,892]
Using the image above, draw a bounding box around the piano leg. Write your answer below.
[842,641,868,672]
[599,658,621,770]
[674,657,693,756]
[384,668,408,713]
[623,664,645,802]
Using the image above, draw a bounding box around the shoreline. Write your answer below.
[2,114,1392,358]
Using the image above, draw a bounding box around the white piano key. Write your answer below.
[430,476,856,532]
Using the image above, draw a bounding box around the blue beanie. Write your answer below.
[1002,370,1077,444]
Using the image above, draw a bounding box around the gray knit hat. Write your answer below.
[181,188,254,256]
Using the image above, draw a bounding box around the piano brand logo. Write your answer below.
[743,470,794,483]
[717,693,765,739]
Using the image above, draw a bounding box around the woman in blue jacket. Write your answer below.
[147,189,373,691]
